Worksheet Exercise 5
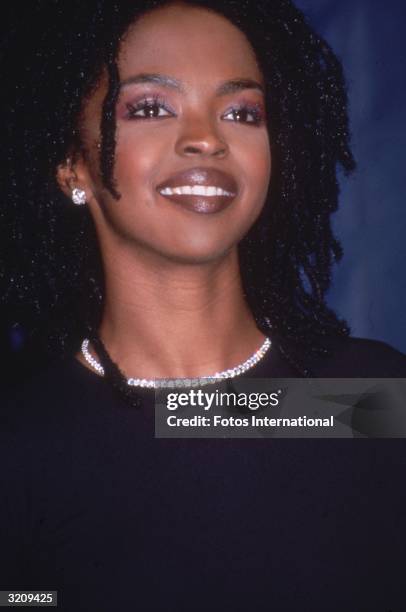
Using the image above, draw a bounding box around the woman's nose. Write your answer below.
[175,115,228,158]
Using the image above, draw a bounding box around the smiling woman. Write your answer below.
[0,1,406,610]
[2,0,404,387]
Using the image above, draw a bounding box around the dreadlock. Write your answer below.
[0,0,355,377]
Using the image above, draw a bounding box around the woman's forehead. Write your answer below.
[118,4,264,85]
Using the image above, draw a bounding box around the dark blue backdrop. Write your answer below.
[296,0,406,352]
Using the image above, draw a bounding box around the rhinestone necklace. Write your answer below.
[81,337,271,389]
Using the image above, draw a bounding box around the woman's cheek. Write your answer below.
[236,130,271,200]
[114,135,159,188]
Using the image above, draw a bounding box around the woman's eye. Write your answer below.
[222,107,262,125]
[126,101,174,119]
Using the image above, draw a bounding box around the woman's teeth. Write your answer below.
[159,186,234,196]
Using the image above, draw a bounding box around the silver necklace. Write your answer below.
[81,337,271,389]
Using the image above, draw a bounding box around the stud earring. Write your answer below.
[71,187,86,206]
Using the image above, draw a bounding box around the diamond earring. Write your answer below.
[71,187,86,206]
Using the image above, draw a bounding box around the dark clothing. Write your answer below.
[1,337,406,611]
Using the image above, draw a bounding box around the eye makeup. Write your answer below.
[222,100,266,126]
[123,94,177,120]
[117,84,266,127]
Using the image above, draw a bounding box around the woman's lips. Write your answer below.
[156,167,238,214]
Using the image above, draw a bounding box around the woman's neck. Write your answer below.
[93,246,265,379]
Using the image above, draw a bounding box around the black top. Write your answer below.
[1,337,406,611]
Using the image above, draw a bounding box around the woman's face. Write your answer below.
[76,3,271,265]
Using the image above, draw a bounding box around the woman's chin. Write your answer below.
[154,244,235,267]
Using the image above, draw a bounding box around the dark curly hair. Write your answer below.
[0,0,355,376]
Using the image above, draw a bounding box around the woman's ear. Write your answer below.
[56,156,92,205]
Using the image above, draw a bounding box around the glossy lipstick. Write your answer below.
[156,167,238,214]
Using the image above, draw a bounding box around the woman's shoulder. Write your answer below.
[310,335,406,377]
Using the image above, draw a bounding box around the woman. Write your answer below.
[1,1,405,610]
[1,1,405,388]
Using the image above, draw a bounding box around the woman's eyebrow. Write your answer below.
[120,73,183,91]
[120,73,264,95]
[216,78,264,96]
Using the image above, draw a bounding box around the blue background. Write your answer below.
[296,0,406,352]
